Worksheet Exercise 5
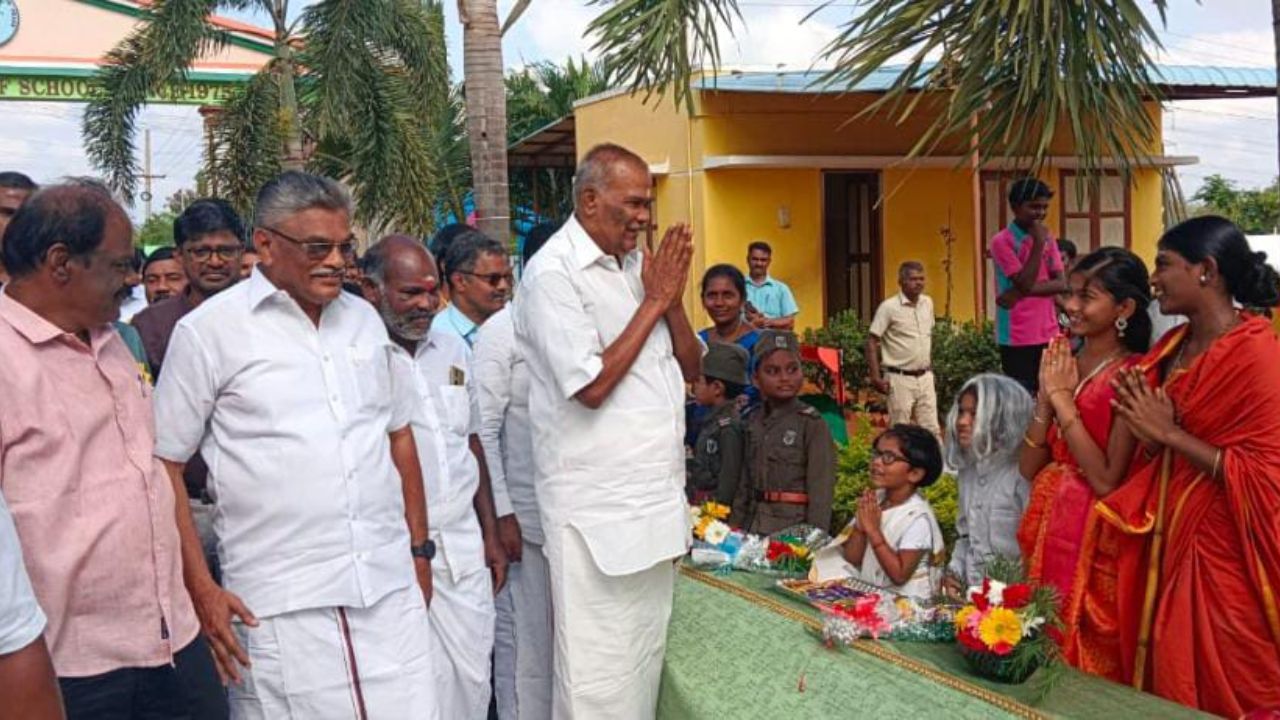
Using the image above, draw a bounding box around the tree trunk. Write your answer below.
[272,2,306,171]
[460,0,512,245]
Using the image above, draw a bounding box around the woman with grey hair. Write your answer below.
[942,373,1034,592]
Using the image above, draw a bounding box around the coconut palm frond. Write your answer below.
[586,0,741,113]
[82,0,232,203]
[206,68,285,220]
[818,0,1164,177]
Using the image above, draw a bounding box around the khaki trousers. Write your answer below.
[887,371,941,437]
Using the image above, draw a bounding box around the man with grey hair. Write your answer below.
[515,143,701,718]
[867,260,940,436]
[154,172,439,718]
[360,235,506,718]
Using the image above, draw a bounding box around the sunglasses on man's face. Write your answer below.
[263,226,356,263]
[185,245,244,262]
[459,271,513,287]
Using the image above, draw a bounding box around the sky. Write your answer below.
[0,0,1274,222]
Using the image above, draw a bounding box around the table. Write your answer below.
[658,566,1209,719]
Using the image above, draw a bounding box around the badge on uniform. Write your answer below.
[449,365,466,386]
[706,439,718,455]
[782,429,798,446]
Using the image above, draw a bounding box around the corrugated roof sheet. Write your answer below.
[694,64,1275,95]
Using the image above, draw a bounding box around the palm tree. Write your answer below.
[587,0,1171,178]
[506,58,610,222]
[460,0,512,243]
[82,0,450,234]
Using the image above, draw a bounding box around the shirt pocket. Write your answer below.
[348,343,392,412]
[434,385,472,437]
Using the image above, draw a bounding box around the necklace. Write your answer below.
[1074,351,1124,400]
[711,317,746,343]
[1171,311,1241,372]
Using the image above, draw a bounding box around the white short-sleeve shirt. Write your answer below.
[153,271,418,618]
[0,492,45,656]
[395,328,486,581]
[513,215,689,576]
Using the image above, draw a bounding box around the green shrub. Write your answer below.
[932,317,1001,417]
[830,417,959,553]
[803,311,999,418]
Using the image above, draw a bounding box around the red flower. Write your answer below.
[957,629,986,651]
[970,590,989,612]
[990,641,1014,656]
[1002,583,1033,609]
[766,541,793,562]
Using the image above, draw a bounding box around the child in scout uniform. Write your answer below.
[686,343,750,505]
[811,424,946,600]
[733,330,836,534]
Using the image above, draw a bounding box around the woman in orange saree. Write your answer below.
[1105,216,1280,717]
[1018,248,1150,681]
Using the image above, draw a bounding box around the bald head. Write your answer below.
[362,234,441,345]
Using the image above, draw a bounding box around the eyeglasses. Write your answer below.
[262,226,356,263]
[871,450,910,466]
[459,271,513,287]
[185,245,244,262]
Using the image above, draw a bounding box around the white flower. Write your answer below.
[688,506,703,526]
[986,579,1007,606]
[704,520,731,546]
[1021,616,1045,637]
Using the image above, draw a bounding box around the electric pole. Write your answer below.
[140,128,166,218]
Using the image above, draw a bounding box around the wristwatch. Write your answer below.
[411,539,436,561]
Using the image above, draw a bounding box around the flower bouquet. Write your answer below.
[953,559,1060,684]
[687,501,744,571]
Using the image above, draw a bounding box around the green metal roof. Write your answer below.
[695,64,1275,99]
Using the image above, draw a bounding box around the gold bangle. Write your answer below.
[1059,413,1080,433]
[1023,434,1044,449]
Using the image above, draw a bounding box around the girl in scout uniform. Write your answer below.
[732,330,836,534]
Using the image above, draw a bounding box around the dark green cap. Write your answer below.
[702,342,750,385]
[754,330,801,364]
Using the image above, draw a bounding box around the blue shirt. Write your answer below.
[436,303,480,348]
[745,276,799,319]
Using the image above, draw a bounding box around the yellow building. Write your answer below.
[511,66,1274,329]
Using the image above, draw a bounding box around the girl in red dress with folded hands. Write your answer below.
[1017,247,1151,681]
[1103,216,1280,717]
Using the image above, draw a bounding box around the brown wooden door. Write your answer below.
[823,172,882,323]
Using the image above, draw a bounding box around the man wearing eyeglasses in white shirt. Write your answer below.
[154,172,439,719]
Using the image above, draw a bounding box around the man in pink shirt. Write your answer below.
[0,184,223,719]
[989,177,1067,394]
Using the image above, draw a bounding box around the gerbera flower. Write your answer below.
[978,608,1023,651]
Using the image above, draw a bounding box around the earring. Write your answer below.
[1199,274,1209,285]
[1115,316,1128,337]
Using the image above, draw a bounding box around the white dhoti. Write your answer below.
[545,525,675,720]
[428,526,496,719]
[228,584,437,720]
[494,542,554,720]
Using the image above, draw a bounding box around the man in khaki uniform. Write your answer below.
[734,331,836,534]
[866,262,941,437]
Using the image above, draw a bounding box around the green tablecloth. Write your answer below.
[658,567,1209,719]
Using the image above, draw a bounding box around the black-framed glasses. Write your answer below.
[184,245,244,263]
[871,450,910,466]
[459,270,513,287]
[262,226,356,262]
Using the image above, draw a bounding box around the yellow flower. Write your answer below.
[954,605,977,631]
[703,501,731,520]
[791,544,811,559]
[694,516,713,539]
[978,608,1023,650]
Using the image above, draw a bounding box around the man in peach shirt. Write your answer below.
[0,184,222,718]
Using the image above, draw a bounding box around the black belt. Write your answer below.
[885,366,930,377]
